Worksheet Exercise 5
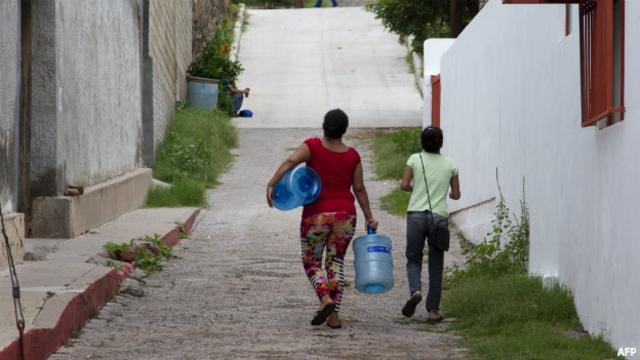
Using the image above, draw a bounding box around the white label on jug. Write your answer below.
[367,246,390,254]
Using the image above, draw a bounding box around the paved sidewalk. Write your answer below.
[0,208,199,360]
[234,7,423,129]
[50,129,467,359]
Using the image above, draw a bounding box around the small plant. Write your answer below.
[102,234,177,274]
[145,234,176,260]
[444,171,530,286]
[105,259,123,271]
[103,241,133,259]
[134,247,162,273]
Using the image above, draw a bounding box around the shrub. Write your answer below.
[444,174,530,288]
[188,19,244,82]
[153,109,237,186]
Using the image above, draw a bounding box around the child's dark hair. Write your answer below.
[421,126,443,153]
[323,109,349,139]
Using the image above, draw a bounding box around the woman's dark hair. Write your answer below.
[323,109,349,139]
[421,126,443,153]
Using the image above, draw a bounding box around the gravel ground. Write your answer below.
[51,128,468,360]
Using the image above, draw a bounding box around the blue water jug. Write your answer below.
[272,166,322,211]
[353,226,394,294]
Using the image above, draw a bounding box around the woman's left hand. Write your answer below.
[266,185,274,208]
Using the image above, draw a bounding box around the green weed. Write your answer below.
[146,179,206,208]
[372,128,422,180]
[380,188,411,216]
[148,108,237,207]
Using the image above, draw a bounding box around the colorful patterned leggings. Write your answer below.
[300,212,356,312]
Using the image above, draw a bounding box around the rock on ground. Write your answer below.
[51,129,467,360]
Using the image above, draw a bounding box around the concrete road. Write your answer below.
[234,7,423,128]
[51,7,466,360]
[52,129,467,359]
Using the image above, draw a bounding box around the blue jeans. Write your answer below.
[315,0,338,6]
[231,93,244,113]
[406,210,447,311]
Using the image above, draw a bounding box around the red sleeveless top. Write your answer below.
[302,137,361,219]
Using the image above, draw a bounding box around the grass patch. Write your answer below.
[303,0,334,7]
[146,179,206,208]
[442,179,616,359]
[372,128,421,180]
[443,274,616,360]
[148,108,237,207]
[380,188,410,216]
[372,128,422,216]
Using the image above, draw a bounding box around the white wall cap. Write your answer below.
[423,38,456,77]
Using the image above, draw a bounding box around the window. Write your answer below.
[503,0,625,128]
[431,75,441,128]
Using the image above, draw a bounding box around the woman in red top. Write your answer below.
[267,109,378,329]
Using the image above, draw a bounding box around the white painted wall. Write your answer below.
[422,39,454,129]
[439,0,639,349]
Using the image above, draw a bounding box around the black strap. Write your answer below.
[418,154,437,229]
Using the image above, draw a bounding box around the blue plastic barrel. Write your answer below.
[272,166,322,211]
[187,76,219,111]
[353,226,394,294]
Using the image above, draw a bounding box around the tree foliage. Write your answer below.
[366,0,479,54]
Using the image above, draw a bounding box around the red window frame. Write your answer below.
[431,75,441,128]
[503,0,625,127]
[579,0,625,126]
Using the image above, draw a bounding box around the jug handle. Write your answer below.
[367,225,376,235]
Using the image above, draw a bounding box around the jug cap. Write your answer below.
[367,225,376,235]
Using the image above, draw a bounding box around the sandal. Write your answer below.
[402,292,423,318]
[326,312,342,329]
[311,303,335,326]
[426,311,444,324]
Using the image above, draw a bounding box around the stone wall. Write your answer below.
[0,0,24,268]
[146,0,193,163]
[0,0,20,214]
[193,0,229,58]
[30,0,143,195]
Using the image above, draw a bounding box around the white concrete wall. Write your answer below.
[440,0,639,349]
[0,0,20,213]
[422,39,454,129]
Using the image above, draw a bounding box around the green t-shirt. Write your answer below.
[406,152,458,217]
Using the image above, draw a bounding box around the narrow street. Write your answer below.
[51,7,466,360]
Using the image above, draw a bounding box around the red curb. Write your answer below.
[183,208,200,234]
[0,269,120,360]
[160,208,200,248]
[0,208,201,360]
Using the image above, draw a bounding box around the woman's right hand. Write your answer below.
[366,218,379,231]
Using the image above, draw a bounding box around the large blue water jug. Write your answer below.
[353,226,394,294]
[272,166,322,211]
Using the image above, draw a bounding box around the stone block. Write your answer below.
[30,169,152,238]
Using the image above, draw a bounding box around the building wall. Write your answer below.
[0,0,20,213]
[30,0,143,195]
[149,0,192,154]
[439,0,639,348]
